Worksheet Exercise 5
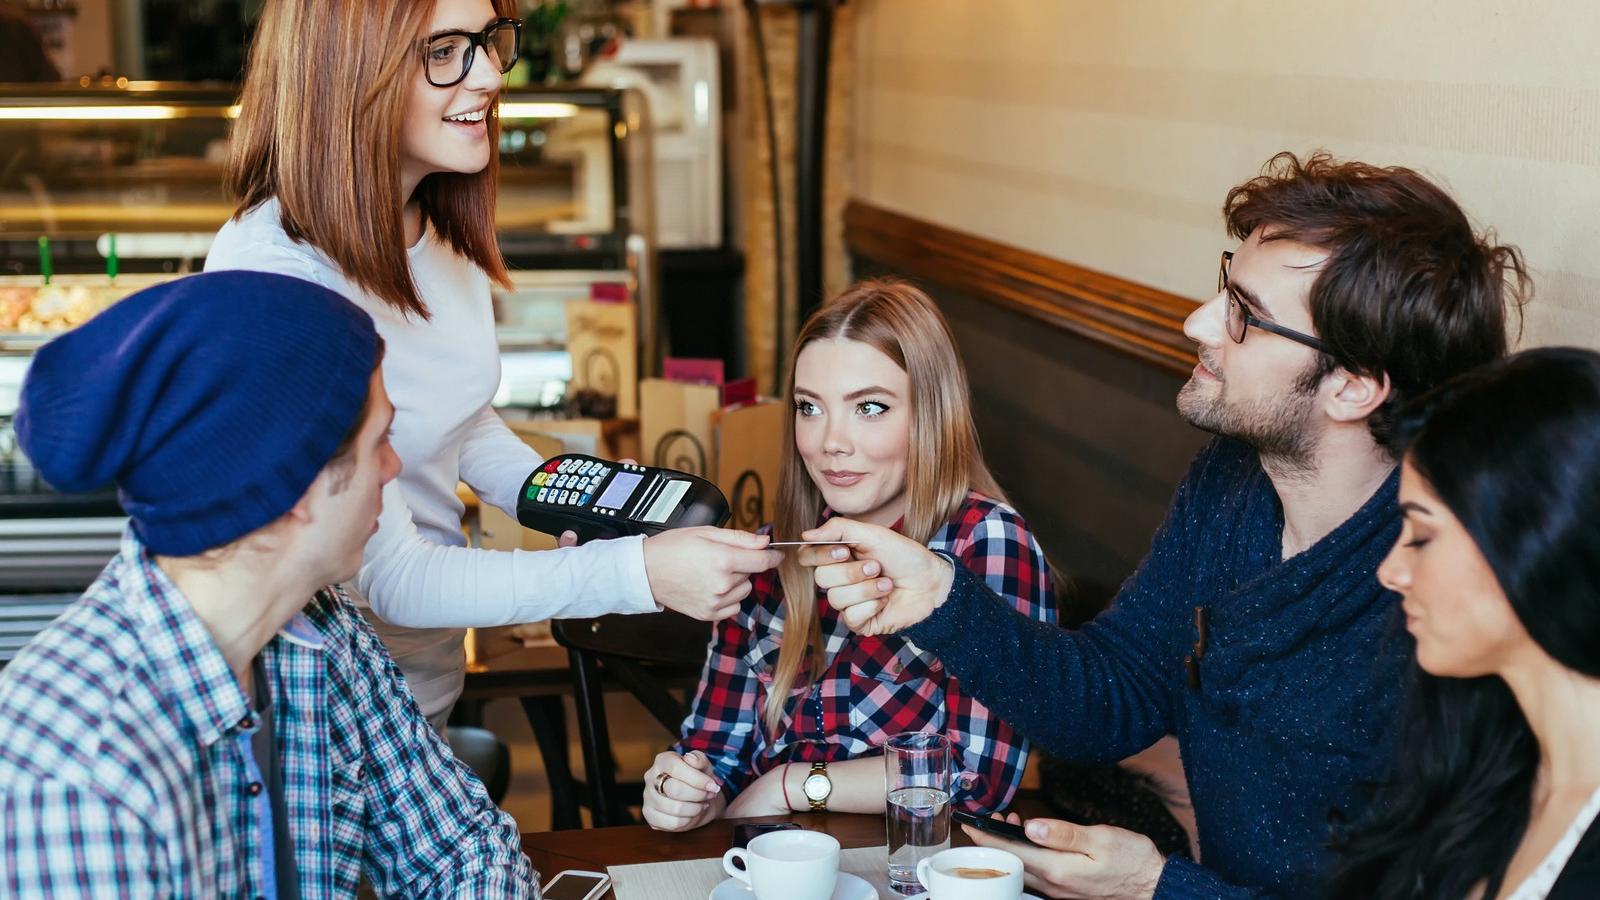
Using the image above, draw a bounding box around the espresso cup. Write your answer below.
[722,830,840,900]
[916,846,1024,900]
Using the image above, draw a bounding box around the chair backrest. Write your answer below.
[552,609,710,737]
[551,610,711,668]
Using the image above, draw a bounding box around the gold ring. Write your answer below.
[655,771,672,796]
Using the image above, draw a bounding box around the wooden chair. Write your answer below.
[550,610,711,827]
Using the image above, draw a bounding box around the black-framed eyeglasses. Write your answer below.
[1218,250,1327,352]
[420,17,522,88]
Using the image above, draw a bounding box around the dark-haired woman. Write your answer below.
[1329,346,1600,900]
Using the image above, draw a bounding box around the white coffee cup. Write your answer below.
[916,846,1024,900]
[721,830,840,900]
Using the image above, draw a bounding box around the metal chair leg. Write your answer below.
[568,648,625,827]
[519,694,583,830]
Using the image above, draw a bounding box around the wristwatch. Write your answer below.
[801,761,832,811]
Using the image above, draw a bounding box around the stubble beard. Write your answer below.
[1177,354,1322,477]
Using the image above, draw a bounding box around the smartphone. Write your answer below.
[731,821,802,849]
[541,869,611,900]
[951,808,1040,846]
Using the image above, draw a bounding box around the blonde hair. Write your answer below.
[226,0,513,318]
[764,279,1008,732]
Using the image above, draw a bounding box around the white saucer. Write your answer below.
[904,894,1043,900]
[710,872,878,900]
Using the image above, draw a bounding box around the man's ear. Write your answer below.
[283,482,318,525]
[1325,368,1391,424]
[237,491,308,554]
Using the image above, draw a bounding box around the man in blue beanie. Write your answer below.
[0,271,537,896]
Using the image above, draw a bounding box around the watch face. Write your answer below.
[802,772,831,802]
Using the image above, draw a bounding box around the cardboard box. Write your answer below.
[714,399,787,531]
[640,378,721,477]
[508,417,640,463]
[565,299,638,418]
[640,377,787,531]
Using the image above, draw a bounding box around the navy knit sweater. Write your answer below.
[904,438,1412,898]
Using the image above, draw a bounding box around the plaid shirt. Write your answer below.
[675,493,1056,813]
[0,530,534,898]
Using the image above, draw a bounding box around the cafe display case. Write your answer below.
[0,81,660,588]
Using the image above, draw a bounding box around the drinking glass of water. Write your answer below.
[885,731,953,895]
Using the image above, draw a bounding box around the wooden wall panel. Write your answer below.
[845,201,1198,376]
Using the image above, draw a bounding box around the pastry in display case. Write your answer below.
[0,276,168,336]
[0,284,99,334]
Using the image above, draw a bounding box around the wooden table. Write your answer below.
[521,813,974,898]
[459,626,574,702]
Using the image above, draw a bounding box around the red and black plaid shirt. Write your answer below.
[673,492,1056,813]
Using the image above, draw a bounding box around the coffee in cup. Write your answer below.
[722,830,840,900]
[916,846,1024,900]
[950,866,1010,878]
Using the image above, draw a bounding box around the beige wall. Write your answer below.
[852,0,1600,349]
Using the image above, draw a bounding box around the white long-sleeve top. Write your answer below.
[206,199,655,719]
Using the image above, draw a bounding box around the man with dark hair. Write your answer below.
[801,152,1529,898]
[1204,152,1523,453]
[0,272,537,896]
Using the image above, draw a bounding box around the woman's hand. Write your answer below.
[723,765,797,819]
[641,750,726,832]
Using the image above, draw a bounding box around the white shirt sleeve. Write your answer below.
[456,405,543,518]
[356,480,660,628]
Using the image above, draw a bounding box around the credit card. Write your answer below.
[766,541,861,548]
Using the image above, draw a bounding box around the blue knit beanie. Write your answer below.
[15,271,379,556]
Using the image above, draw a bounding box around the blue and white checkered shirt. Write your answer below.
[0,530,535,897]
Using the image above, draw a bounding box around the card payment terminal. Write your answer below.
[516,453,731,543]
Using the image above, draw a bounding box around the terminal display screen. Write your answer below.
[597,472,641,509]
